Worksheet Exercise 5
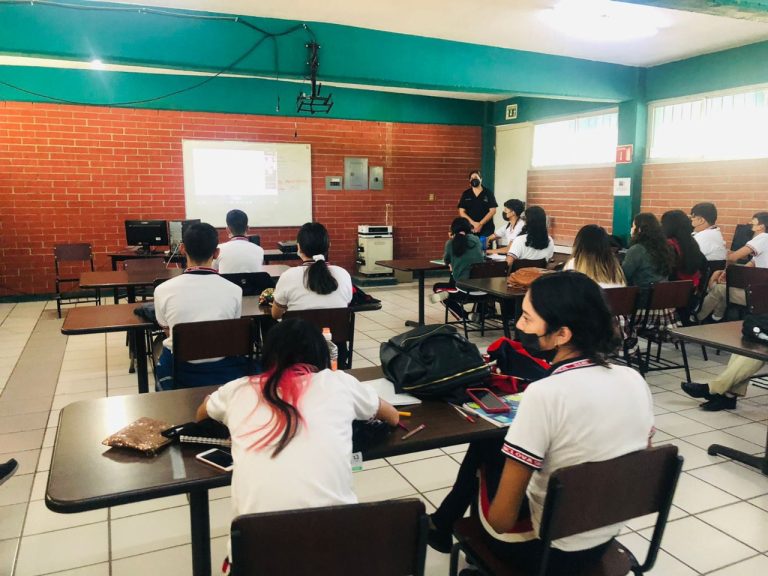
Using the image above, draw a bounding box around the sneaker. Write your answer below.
[427,515,453,553]
[680,381,712,399]
[701,394,737,411]
[430,291,449,304]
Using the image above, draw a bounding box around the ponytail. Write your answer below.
[450,217,473,257]
[297,222,339,295]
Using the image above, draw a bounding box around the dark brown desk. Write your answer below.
[263,249,300,263]
[108,250,185,271]
[80,269,183,303]
[375,259,449,327]
[47,366,501,576]
[669,322,768,475]
[456,277,526,338]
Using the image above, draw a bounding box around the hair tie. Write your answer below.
[312,254,326,262]
[457,231,466,236]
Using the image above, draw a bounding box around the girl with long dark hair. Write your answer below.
[622,212,673,288]
[272,222,353,319]
[428,272,654,574]
[197,318,398,567]
[506,206,554,267]
[661,209,705,289]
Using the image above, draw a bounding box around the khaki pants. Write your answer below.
[709,354,766,397]
[697,284,746,321]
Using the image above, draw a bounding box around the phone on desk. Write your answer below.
[466,388,510,414]
[196,448,234,471]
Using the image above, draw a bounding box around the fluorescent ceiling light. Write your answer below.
[539,0,668,42]
[89,59,105,70]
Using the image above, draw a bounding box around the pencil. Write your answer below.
[449,403,476,424]
[401,423,426,440]
[397,411,412,417]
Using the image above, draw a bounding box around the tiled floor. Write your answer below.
[1,285,768,575]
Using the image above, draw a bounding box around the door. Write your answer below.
[493,123,533,230]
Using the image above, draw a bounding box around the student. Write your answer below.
[271,222,353,320]
[196,318,399,571]
[690,202,727,261]
[505,206,554,267]
[214,209,264,274]
[431,217,485,320]
[428,272,654,575]
[696,211,768,322]
[563,224,626,288]
[154,223,245,390]
[621,212,672,290]
[486,199,525,255]
[681,355,765,411]
[661,209,705,289]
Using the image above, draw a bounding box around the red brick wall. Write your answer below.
[0,102,480,296]
[641,159,768,245]
[527,167,615,245]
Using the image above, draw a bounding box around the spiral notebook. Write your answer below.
[161,419,232,447]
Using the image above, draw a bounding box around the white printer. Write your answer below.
[357,225,393,275]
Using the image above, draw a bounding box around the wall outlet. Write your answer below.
[428,193,435,201]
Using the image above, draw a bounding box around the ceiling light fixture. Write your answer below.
[89,58,105,70]
[539,0,667,42]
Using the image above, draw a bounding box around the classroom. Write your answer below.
[1,1,768,575]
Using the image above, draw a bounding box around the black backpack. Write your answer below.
[742,314,768,344]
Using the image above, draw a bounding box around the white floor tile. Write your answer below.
[352,466,416,502]
[386,449,446,465]
[654,413,714,438]
[23,500,107,536]
[708,554,768,575]
[721,422,768,446]
[699,501,768,552]
[111,543,192,576]
[682,430,764,455]
[665,439,726,471]
[688,461,768,499]
[14,522,109,576]
[615,532,697,575]
[110,506,191,559]
[672,473,739,514]
[109,494,188,519]
[395,455,460,493]
[677,407,752,429]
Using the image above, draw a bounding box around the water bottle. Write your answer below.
[323,327,338,370]
[479,235,487,251]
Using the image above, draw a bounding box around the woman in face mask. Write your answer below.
[486,199,526,255]
[457,169,498,237]
[428,272,654,575]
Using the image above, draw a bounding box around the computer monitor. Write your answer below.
[125,220,169,254]
[168,219,201,250]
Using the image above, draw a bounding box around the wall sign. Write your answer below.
[616,144,633,164]
[505,104,518,121]
[613,177,631,197]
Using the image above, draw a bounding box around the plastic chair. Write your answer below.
[449,445,683,576]
[230,499,428,576]
[221,272,275,297]
[53,243,99,318]
[283,308,355,369]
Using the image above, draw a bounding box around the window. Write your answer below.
[531,111,618,168]
[649,87,768,161]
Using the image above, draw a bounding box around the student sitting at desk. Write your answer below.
[196,318,399,572]
[214,209,264,274]
[505,206,554,268]
[428,272,654,575]
[690,202,727,262]
[271,222,353,319]
[154,223,246,391]
[486,199,525,255]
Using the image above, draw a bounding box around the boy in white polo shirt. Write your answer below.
[215,209,264,274]
[690,202,727,261]
[154,222,246,390]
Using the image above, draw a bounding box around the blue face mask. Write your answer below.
[517,329,557,364]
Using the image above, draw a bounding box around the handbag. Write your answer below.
[507,268,547,291]
[380,324,490,399]
[742,314,768,343]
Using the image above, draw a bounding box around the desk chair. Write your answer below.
[445,262,508,338]
[449,445,683,576]
[602,286,640,371]
[221,272,275,297]
[171,318,255,389]
[509,258,547,273]
[746,284,768,390]
[123,257,166,302]
[725,266,768,319]
[230,499,428,576]
[283,308,355,369]
[53,243,99,318]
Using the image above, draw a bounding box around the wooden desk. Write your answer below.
[263,249,300,263]
[456,277,526,338]
[375,259,448,327]
[80,269,183,303]
[669,322,768,475]
[47,366,502,576]
[108,250,185,271]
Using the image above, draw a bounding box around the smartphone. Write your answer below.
[196,448,234,472]
[467,388,510,414]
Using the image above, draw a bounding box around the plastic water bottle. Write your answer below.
[479,235,487,251]
[323,327,338,370]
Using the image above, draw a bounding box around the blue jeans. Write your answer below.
[155,347,256,391]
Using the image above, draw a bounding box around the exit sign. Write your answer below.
[505,104,518,121]
[616,144,633,164]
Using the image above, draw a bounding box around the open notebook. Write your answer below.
[362,378,422,407]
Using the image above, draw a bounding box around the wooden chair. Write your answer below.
[172,318,255,388]
[123,257,166,301]
[726,266,768,318]
[230,499,428,576]
[449,445,683,576]
[53,243,99,318]
[221,272,275,297]
[509,258,547,273]
[602,286,640,371]
[283,308,356,369]
[746,283,768,315]
[636,280,694,381]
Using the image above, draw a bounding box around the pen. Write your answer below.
[401,423,426,440]
[397,411,412,417]
[397,422,410,432]
[449,404,476,424]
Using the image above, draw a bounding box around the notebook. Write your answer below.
[362,378,422,407]
[161,419,232,447]
[462,393,523,428]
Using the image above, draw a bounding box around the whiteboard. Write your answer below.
[182,140,312,228]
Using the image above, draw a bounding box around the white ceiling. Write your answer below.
[97,0,768,67]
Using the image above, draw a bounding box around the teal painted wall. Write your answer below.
[492,97,617,126]
[0,66,485,125]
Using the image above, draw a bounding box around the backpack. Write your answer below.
[742,314,768,344]
[507,268,548,291]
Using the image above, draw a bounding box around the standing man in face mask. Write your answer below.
[458,169,498,237]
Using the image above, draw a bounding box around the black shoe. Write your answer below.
[427,515,453,554]
[701,394,737,411]
[681,381,712,399]
[0,459,18,486]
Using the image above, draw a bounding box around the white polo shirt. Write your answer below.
[207,369,379,555]
[693,227,727,261]
[273,264,353,311]
[154,270,242,351]
[507,234,555,262]
[499,359,654,551]
[493,220,525,247]
[215,237,265,274]
[747,232,768,268]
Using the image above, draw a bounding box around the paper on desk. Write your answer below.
[487,254,506,262]
[363,378,422,406]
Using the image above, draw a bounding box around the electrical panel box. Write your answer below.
[369,166,384,190]
[344,157,368,190]
[325,176,343,190]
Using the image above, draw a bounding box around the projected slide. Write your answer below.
[182,140,312,227]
